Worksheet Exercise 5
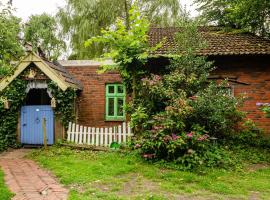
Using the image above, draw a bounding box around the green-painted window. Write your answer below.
[106,84,126,120]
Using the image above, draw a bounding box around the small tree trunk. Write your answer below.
[132,76,136,99]
[124,0,130,30]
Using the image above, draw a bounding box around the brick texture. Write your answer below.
[66,66,123,127]
[66,55,270,133]
[212,55,270,133]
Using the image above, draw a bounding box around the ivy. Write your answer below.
[0,78,76,152]
[48,82,76,128]
[0,79,27,151]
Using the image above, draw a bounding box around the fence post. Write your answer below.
[42,118,47,150]
[91,127,95,145]
[83,126,87,144]
[96,128,99,146]
[109,127,113,145]
[100,128,104,146]
[123,122,126,143]
[118,125,122,144]
[79,126,83,144]
[67,122,72,142]
[104,127,108,146]
[87,127,91,145]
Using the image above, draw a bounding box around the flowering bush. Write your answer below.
[127,50,245,168]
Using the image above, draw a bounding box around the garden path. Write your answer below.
[0,149,68,200]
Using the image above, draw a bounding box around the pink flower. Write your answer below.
[186,132,193,138]
[172,133,180,140]
[197,134,209,141]
[143,154,155,159]
[189,96,198,100]
[135,144,141,149]
[163,135,172,143]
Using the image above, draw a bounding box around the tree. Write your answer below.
[194,0,270,38]
[85,6,161,98]
[23,13,66,60]
[0,2,23,75]
[58,0,182,59]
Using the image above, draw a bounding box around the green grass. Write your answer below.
[29,147,270,200]
[0,169,13,200]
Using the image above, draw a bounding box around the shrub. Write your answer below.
[187,82,245,138]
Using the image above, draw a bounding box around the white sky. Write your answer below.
[6,0,197,21]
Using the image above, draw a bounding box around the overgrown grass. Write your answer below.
[29,146,270,200]
[0,169,13,200]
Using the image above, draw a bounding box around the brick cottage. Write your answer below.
[1,26,270,145]
[59,27,270,133]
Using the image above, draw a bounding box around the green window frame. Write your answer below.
[105,84,126,121]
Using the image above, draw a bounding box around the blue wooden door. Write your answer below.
[21,105,54,145]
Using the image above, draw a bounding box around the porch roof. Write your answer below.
[0,52,82,92]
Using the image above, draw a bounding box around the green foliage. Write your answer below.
[188,82,245,138]
[194,0,270,38]
[86,6,161,93]
[0,169,13,200]
[23,13,66,60]
[58,0,182,59]
[0,3,23,75]
[48,82,76,128]
[0,79,27,151]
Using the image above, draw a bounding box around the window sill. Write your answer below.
[105,118,126,122]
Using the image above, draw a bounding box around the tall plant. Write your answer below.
[58,0,182,59]
[85,6,161,97]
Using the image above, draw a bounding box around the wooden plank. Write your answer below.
[104,128,108,146]
[118,125,122,144]
[67,122,72,142]
[87,127,91,145]
[83,126,87,144]
[91,127,95,145]
[109,127,113,146]
[96,128,99,146]
[123,122,126,143]
[79,126,83,144]
[71,123,76,142]
[75,124,79,143]
[100,128,104,146]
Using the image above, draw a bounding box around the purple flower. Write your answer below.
[256,102,270,106]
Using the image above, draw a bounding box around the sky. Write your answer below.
[7,0,198,21]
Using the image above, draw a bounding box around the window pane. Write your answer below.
[117,98,124,116]
[108,86,114,93]
[108,98,115,116]
[117,85,124,93]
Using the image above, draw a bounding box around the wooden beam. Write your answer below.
[0,61,31,91]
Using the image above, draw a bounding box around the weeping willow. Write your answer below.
[57,0,183,59]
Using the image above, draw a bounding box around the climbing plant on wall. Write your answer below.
[48,82,77,128]
[0,79,27,151]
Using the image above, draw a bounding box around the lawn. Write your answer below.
[30,147,270,200]
[0,169,13,200]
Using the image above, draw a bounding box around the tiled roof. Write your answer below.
[43,59,83,89]
[149,27,270,56]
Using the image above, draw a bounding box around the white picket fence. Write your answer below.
[67,122,133,146]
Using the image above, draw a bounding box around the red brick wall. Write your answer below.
[66,55,270,132]
[212,55,270,133]
[66,66,123,127]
